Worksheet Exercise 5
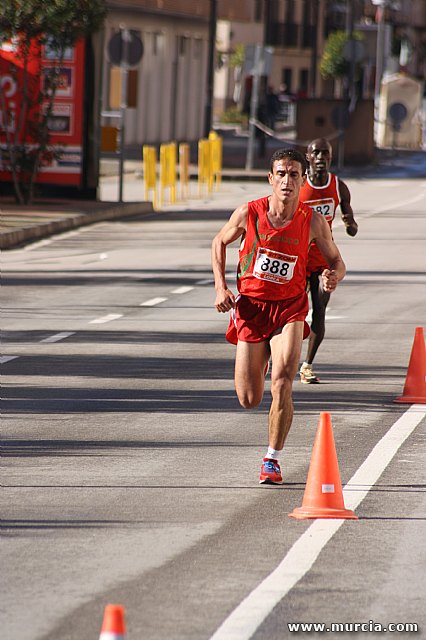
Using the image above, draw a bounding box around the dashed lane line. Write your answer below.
[0,356,19,364]
[140,297,168,307]
[40,332,76,343]
[89,314,123,324]
[171,286,194,294]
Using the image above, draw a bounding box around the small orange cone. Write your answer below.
[394,326,426,404]
[289,412,357,520]
[99,604,126,640]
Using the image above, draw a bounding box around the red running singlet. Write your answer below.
[299,173,341,274]
[237,196,312,301]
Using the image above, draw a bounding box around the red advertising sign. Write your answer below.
[0,37,85,186]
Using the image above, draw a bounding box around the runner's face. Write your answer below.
[307,143,332,174]
[268,159,306,204]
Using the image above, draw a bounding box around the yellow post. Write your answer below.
[168,142,177,204]
[179,143,190,200]
[142,145,157,209]
[209,131,222,190]
[160,143,167,206]
[198,139,212,196]
[160,142,177,206]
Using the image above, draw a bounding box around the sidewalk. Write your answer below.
[1,130,425,250]
[0,166,265,251]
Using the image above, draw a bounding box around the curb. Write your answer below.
[0,201,154,250]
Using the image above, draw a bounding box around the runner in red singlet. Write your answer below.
[211,148,346,485]
[299,138,358,384]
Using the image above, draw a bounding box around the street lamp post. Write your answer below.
[373,0,386,102]
[204,0,217,138]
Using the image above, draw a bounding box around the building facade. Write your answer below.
[102,0,255,144]
[99,0,425,146]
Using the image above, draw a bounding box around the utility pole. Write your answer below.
[204,0,217,138]
[310,0,320,96]
[374,0,386,102]
[344,0,355,102]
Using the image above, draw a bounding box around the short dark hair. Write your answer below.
[269,148,307,175]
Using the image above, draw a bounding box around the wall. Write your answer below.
[296,99,375,164]
[102,12,208,145]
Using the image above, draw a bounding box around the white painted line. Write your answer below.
[0,355,19,364]
[140,297,167,307]
[40,331,76,343]
[89,314,123,324]
[23,227,87,251]
[209,405,426,640]
[196,279,214,285]
[171,286,194,294]
[305,310,345,323]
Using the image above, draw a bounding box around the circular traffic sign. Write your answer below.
[107,30,144,67]
[388,102,408,129]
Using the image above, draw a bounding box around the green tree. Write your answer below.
[319,29,364,82]
[0,0,106,204]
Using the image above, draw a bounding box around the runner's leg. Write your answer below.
[268,321,304,449]
[305,271,330,364]
[235,340,270,408]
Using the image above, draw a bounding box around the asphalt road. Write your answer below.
[1,176,426,640]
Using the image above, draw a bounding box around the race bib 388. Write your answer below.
[253,247,298,284]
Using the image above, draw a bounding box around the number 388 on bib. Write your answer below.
[253,247,298,284]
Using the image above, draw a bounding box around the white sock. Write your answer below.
[265,447,281,461]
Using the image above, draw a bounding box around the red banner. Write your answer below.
[0,37,85,186]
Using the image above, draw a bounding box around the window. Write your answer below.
[152,32,164,56]
[282,68,292,93]
[179,36,189,56]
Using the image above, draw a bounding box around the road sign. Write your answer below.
[388,102,408,131]
[107,29,144,68]
[342,39,365,64]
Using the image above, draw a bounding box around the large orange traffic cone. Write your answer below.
[394,326,426,404]
[99,604,126,640]
[289,412,357,520]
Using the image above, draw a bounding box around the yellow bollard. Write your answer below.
[142,145,157,209]
[168,142,177,204]
[198,139,212,196]
[160,142,177,206]
[179,143,190,200]
[209,132,222,190]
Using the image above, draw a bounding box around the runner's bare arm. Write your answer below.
[310,212,346,293]
[338,179,358,237]
[211,203,248,312]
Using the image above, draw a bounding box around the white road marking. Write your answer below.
[171,286,194,294]
[40,332,76,343]
[0,356,19,364]
[305,309,345,323]
[89,314,123,324]
[140,297,167,307]
[209,405,426,640]
[23,227,89,251]
[196,279,214,285]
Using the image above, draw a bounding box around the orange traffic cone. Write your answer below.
[99,604,126,640]
[289,412,357,520]
[394,326,426,404]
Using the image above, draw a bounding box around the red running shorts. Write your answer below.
[225,293,310,345]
